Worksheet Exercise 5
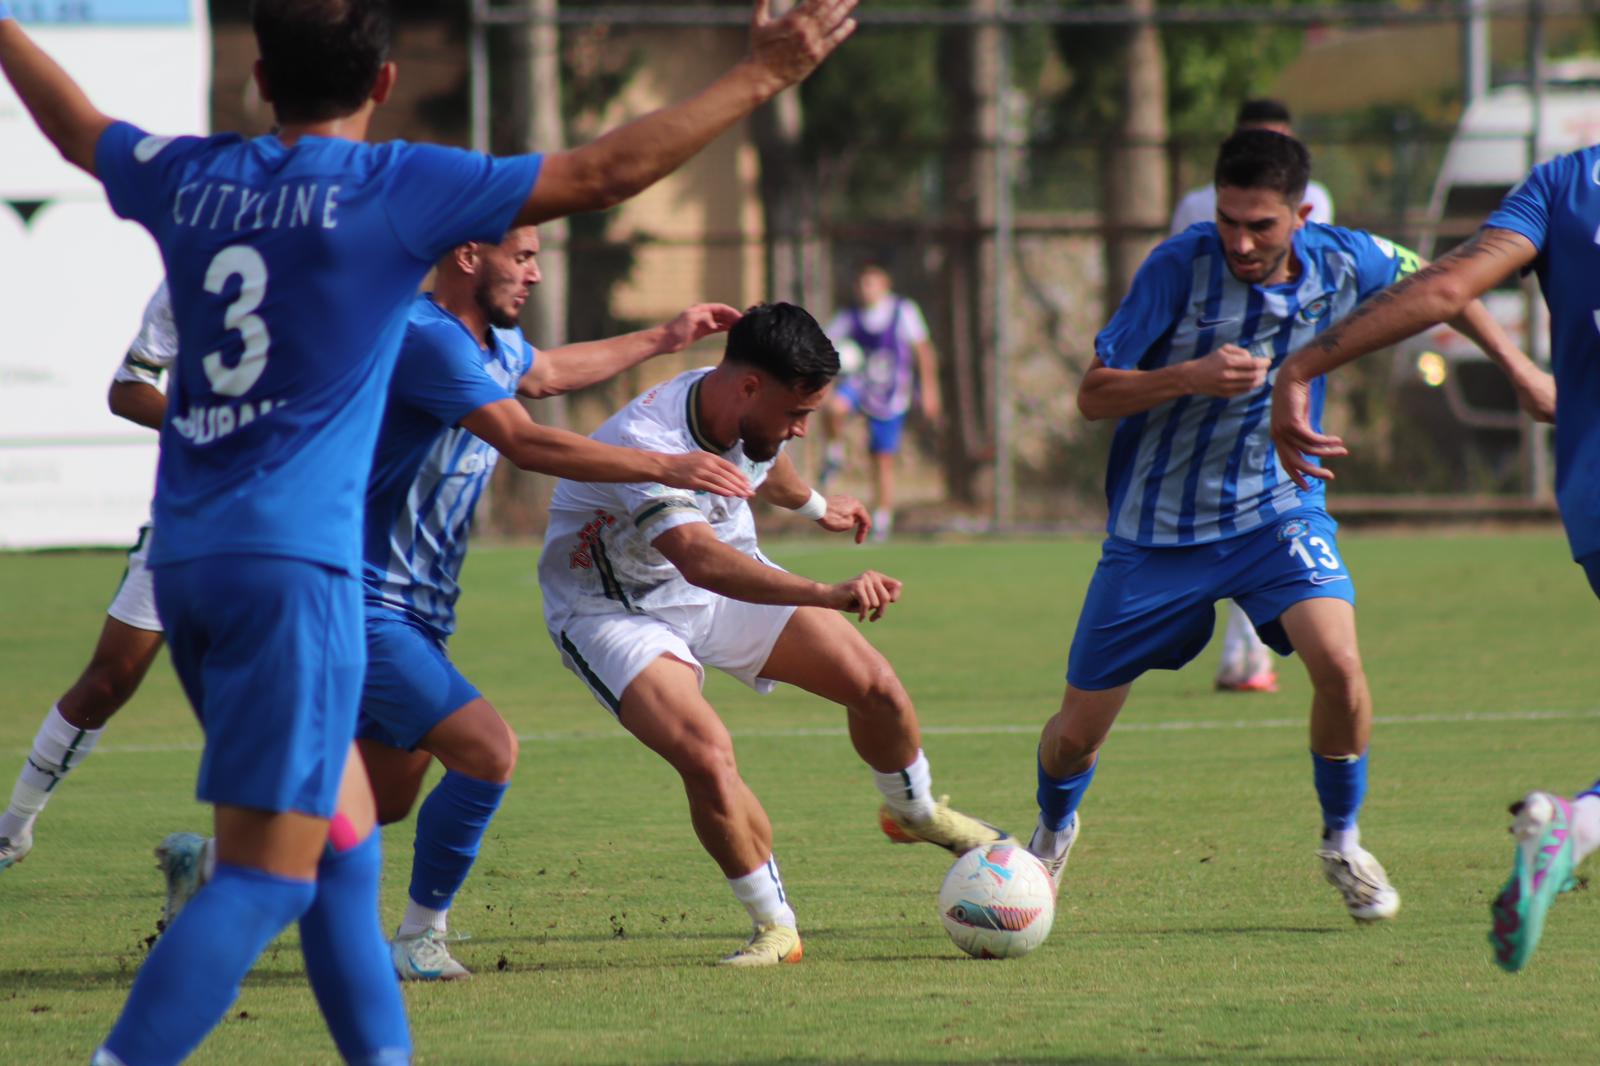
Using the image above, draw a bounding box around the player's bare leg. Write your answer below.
[617,655,797,966]
[1279,598,1398,921]
[1030,683,1130,886]
[870,451,895,541]
[376,697,519,980]
[758,606,1012,854]
[0,618,164,870]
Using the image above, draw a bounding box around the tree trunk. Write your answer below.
[1101,0,1169,321]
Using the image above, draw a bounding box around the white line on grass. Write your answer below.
[31,705,1600,758]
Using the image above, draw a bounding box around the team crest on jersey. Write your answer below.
[1297,296,1332,325]
[1277,518,1310,541]
[458,453,486,475]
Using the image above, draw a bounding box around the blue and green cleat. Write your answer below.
[1489,792,1580,973]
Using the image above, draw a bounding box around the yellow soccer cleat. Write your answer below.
[878,795,1015,855]
[717,923,803,967]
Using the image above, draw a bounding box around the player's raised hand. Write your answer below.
[1269,362,1346,491]
[816,494,871,543]
[826,570,903,622]
[1188,343,1271,398]
[660,303,743,353]
[659,453,754,498]
[747,0,859,91]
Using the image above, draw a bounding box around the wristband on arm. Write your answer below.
[792,489,828,521]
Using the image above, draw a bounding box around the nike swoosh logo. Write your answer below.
[1196,317,1236,329]
[1308,573,1350,586]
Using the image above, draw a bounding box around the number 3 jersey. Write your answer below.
[1096,221,1416,547]
[94,122,542,574]
[539,368,777,625]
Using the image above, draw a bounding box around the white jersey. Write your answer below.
[539,368,778,625]
[1169,180,1335,236]
[113,281,179,388]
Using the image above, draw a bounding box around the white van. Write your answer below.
[1400,60,1600,431]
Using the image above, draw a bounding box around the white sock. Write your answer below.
[1322,825,1360,854]
[0,705,104,841]
[1570,794,1600,863]
[873,749,935,824]
[1216,602,1258,683]
[398,899,449,939]
[1029,814,1076,860]
[871,507,893,539]
[728,856,797,930]
[826,442,846,465]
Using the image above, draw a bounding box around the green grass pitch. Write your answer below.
[1,529,1596,1063]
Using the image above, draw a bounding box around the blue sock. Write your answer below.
[101,864,315,1066]
[299,830,412,1066]
[1578,778,1600,802]
[1037,753,1097,832]
[1312,750,1368,832]
[409,770,507,913]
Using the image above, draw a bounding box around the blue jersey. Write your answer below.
[363,296,535,639]
[1485,151,1600,562]
[94,123,542,574]
[1098,222,1414,546]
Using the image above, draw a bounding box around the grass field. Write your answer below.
[2,529,1597,1064]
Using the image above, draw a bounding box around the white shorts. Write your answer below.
[551,598,798,716]
[107,524,163,633]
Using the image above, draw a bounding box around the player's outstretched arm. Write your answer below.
[1271,228,1541,488]
[1440,299,1556,425]
[653,521,900,621]
[1077,345,1270,422]
[515,0,856,225]
[108,381,165,431]
[756,452,870,541]
[461,399,752,497]
[519,304,742,398]
[0,13,113,175]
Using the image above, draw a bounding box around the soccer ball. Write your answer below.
[834,338,864,376]
[938,843,1056,959]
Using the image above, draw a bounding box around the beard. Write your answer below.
[738,419,783,463]
[476,283,521,329]
[1227,245,1290,284]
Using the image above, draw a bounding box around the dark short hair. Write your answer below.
[1235,98,1292,129]
[1214,129,1310,204]
[724,303,839,393]
[252,0,392,124]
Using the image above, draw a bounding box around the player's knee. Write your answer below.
[849,659,910,719]
[373,792,415,827]
[1309,646,1365,698]
[476,726,518,784]
[676,735,741,799]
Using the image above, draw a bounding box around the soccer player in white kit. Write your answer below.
[0,284,174,872]
[540,302,1011,966]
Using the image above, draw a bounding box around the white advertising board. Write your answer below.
[0,0,209,548]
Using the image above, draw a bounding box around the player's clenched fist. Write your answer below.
[746,0,859,90]
[827,570,903,622]
[1187,343,1271,398]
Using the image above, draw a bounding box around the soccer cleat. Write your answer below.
[1027,811,1079,895]
[879,795,1015,855]
[391,929,473,981]
[1215,670,1278,694]
[155,832,209,928]
[0,831,33,872]
[1317,845,1400,922]
[1489,791,1579,973]
[717,923,803,967]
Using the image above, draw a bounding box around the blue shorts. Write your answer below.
[155,555,363,818]
[834,380,908,455]
[1066,507,1356,691]
[355,606,481,751]
[1581,552,1600,600]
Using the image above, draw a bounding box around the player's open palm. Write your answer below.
[662,303,743,353]
[1269,367,1346,490]
[827,570,902,622]
[817,494,871,543]
[748,0,859,88]
[660,453,753,498]
[1190,344,1270,398]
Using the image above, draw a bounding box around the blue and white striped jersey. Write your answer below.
[1098,221,1415,546]
[362,295,535,640]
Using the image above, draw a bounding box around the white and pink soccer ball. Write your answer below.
[938,843,1056,959]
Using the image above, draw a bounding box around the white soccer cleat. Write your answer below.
[1027,812,1079,896]
[717,923,803,967]
[155,832,210,928]
[1318,845,1400,922]
[391,929,473,981]
[0,831,33,872]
